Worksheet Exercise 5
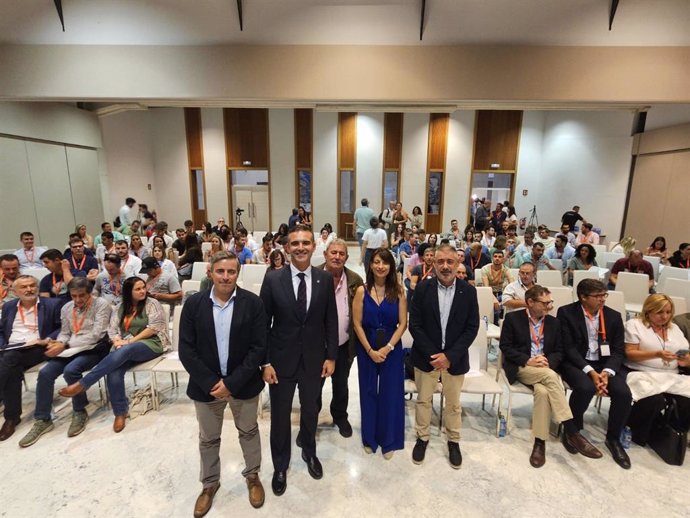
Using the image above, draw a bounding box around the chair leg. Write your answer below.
[482,394,486,411]
[152,372,159,411]
[132,371,138,387]
[507,390,513,432]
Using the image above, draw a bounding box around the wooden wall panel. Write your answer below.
[224,108,269,169]
[472,110,523,171]
[428,113,449,171]
[184,108,204,169]
[338,112,357,170]
[383,113,403,170]
[294,109,313,170]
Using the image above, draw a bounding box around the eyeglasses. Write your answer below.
[535,299,554,306]
[587,293,609,299]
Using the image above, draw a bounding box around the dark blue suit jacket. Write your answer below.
[178,287,267,402]
[0,298,62,348]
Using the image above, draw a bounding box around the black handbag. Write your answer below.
[648,396,687,466]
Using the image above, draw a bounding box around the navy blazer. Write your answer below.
[0,298,62,348]
[260,266,339,379]
[557,301,626,373]
[499,309,563,385]
[178,287,266,402]
[409,278,479,375]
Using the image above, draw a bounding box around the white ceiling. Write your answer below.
[1,0,689,47]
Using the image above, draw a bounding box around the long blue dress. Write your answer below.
[357,288,405,454]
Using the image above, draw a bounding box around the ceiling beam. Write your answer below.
[237,0,244,31]
[53,0,65,32]
[419,0,426,41]
[609,0,619,31]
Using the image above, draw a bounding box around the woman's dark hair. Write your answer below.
[218,228,231,241]
[365,248,400,302]
[120,277,147,327]
[576,243,596,263]
[184,234,199,249]
[649,236,666,251]
[324,223,333,233]
[152,235,166,249]
[507,206,516,217]
[277,223,289,236]
[428,233,438,246]
[204,222,212,233]
[369,216,380,229]
[269,249,286,269]
[320,226,329,235]
[412,206,422,216]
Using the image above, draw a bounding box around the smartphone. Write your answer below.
[675,349,689,358]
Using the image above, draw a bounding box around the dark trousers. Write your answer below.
[316,342,353,423]
[628,393,690,445]
[0,347,48,420]
[269,359,321,471]
[560,360,632,440]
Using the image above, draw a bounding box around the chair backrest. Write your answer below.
[23,267,50,282]
[549,258,564,271]
[469,325,489,371]
[658,266,690,292]
[537,270,563,287]
[310,254,324,267]
[249,283,262,296]
[509,268,519,281]
[161,303,171,323]
[548,286,574,316]
[474,269,483,286]
[642,255,661,281]
[201,242,212,254]
[605,290,626,321]
[140,236,149,246]
[662,278,690,308]
[670,296,688,317]
[181,279,201,294]
[476,287,494,322]
[252,231,267,243]
[592,244,607,256]
[171,305,183,351]
[240,263,268,286]
[191,261,209,281]
[615,272,649,306]
[572,269,599,293]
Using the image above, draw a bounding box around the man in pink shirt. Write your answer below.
[575,223,600,246]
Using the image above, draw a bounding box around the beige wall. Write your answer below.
[1,45,689,104]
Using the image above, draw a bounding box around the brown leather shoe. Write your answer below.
[246,473,265,509]
[565,432,603,459]
[194,482,220,518]
[58,382,85,398]
[113,415,127,433]
[529,440,546,468]
[0,418,20,441]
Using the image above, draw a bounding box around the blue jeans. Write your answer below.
[35,343,109,420]
[81,342,161,416]
[356,232,364,246]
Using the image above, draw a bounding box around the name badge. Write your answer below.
[600,342,611,357]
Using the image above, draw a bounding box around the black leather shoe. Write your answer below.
[605,439,631,470]
[335,419,353,438]
[530,441,546,468]
[448,441,462,469]
[295,434,303,448]
[412,438,428,465]
[0,418,20,441]
[271,471,287,496]
[561,431,578,454]
[301,450,323,479]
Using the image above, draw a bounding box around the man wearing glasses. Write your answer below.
[500,285,598,468]
[557,279,632,469]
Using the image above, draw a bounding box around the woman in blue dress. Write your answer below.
[353,247,407,459]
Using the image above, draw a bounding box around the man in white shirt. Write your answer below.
[360,217,388,273]
[118,197,136,228]
[0,254,20,310]
[95,231,116,267]
[14,232,47,272]
[146,222,174,250]
[114,240,142,278]
[502,262,536,313]
[381,200,396,239]
[534,225,555,249]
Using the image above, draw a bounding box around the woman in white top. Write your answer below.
[361,216,388,273]
[151,245,177,278]
[624,293,690,446]
[316,227,333,250]
[409,206,424,229]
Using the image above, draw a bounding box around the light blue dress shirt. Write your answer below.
[210,287,236,377]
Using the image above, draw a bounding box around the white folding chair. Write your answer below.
[643,255,661,281]
[662,278,690,308]
[658,266,690,292]
[615,272,650,314]
[252,231,267,243]
[509,268,519,280]
[474,269,483,286]
[572,269,598,292]
[476,287,501,340]
[130,304,170,385]
[605,290,627,321]
[181,279,201,296]
[151,306,187,410]
[201,242,212,254]
[537,270,563,287]
[548,286,574,316]
[592,244,608,257]
[191,262,209,281]
[548,258,564,271]
[600,252,625,267]
[23,267,50,282]
[240,263,267,286]
[670,296,688,317]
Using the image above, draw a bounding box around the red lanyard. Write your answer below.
[584,307,607,342]
[18,303,38,331]
[470,255,480,271]
[72,298,92,334]
[527,312,544,348]
[123,310,137,333]
[72,255,86,270]
[422,264,433,278]
[52,273,63,295]
[0,278,8,299]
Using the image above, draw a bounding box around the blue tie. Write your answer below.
[297,272,307,322]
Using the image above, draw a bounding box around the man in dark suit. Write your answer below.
[260,224,338,496]
[500,285,600,468]
[0,275,61,440]
[179,251,267,515]
[557,278,633,469]
[409,244,479,469]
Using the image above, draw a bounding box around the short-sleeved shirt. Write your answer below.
[353,207,375,234]
[411,264,435,286]
[362,228,387,249]
[480,264,510,293]
[145,272,181,295]
[561,211,583,229]
[624,319,689,373]
[611,258,654,280]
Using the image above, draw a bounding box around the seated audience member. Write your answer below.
[557,279,632,469]
[361,217,388,272]
[575,222,600,246]
[397,230,418,259]
[59,277,170,433]
[151,245,178,278]
[559,223,577,248]
[199,222,216,243]
[63,233,96,262]
[39,249,79,309]
[93,254,125,306]
[14,232,47,272]
[315,227,332,251]
[481,227,497,248]
[502,262,536,313]
[211,217,226,236]
[268,249,286,271]
[229,228,254,265]
[464,242,491,283]
[0,275,62,441]
[481,250,512,299]
[441,219,462,242]
[624,294,690,449]
[145,222,174,250]
[561,205,585,231]
[298,205,313,227]
[129,234,149,260]
[609,250,654,291]
[517,242,557,271]
[644,236,670,265]
[0,254,20,309]
[121,219,143,238]
[409,245,436,292]
[65,237,99,277]
[513,230,535,258]
[178,235,204,280]
[467,230,490,256]
[534,225,555,249]
[490,235,507,256]
[390,223,406,251]
[500,285,593,468]
[184,219,200,242]
[456,262,469,282]
[668,242,690,269]
[253,234,274,265]
[114,240,142,278]
[567,244,598,285]
[545,234,576,264]
[204,236,225,263]
[18,278,112,447]
[95,231,116,266]
[140,257,183,304]
[75,224,95,250]
[609,236,636,255]
[94,222,125,247]
[171,228,188,255]
[288,207,301,229]
[674,310,690,340]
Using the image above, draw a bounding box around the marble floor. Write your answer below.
[1,362,687,518]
